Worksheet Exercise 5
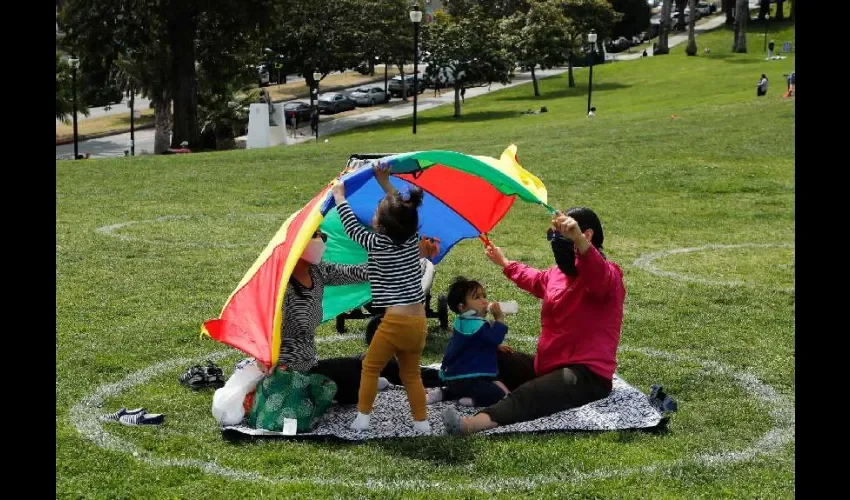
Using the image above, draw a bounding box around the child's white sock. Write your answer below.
[377,377,390,391]
[350,412,371,431]
[412,419,431,433]
[458,397,475,407]
[426,387,444,404]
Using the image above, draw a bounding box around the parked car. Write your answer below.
[257,64,271,87]
[317,92,356,114]
[696,2,713,16]
[387,75,426,98]
[283,101,311,125]
[349,86,389,106]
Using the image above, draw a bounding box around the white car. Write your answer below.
[349,86,389,106]
[695,2,712,16]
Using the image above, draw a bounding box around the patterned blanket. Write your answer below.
[222,373,669,441]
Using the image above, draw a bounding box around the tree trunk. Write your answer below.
[790,0,794,21]
[531,66,539,96]
[167,13,199,149]
[724,0,735,26]
[656,0,672,55]
[758,0,769,21]
[567,51,575,88]
[677,1,686,31]
[153,93,172,154]
[733,0,748,53]
[453,84,461,117]
[685,0,697,56]
[775,0,785,21]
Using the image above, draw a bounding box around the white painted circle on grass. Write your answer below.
[95,214,280,248]
[69,335,793,493]
[632,243,794,291]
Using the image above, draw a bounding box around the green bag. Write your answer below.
[248,367,337,433]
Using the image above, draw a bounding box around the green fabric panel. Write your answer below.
[319,207,371,322]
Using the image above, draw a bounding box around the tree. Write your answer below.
[355,0,412,94]
[757,0,769,21]
[733,0,748,53]
[723,0,735,26]
[775,0,785,21]
[444,0,531,19]
[502,0,570,97]
[685,0,697,56]
[56,52,90,124]
[655,0,673,55]
[423,6,515,117]
[607,0,651,39]
[674,0,687,31]
[266,0,364,103]
[61,0,276,150]
[561,0,621,81]
[789,0,794,21]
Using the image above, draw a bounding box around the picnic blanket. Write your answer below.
[221,373,671,441]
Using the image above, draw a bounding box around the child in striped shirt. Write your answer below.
[332,161,431,433]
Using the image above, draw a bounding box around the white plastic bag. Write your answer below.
[211,358,266,426]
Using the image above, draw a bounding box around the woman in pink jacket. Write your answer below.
[442,207,626,435]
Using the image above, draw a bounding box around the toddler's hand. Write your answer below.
[372,160,392,182]
[488,301,503,318]
[332,181,346,201]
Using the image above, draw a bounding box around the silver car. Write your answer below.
[349,86,389,106]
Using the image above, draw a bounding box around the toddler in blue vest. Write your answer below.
[426,276,511,407]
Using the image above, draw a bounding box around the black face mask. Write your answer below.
[551,238,578,277]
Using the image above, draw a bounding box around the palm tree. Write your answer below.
[655,0,673,55]
[685,0,698,56]
[733,0,748,53]
[111,49,173,154]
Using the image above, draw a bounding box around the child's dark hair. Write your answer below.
[446,276,484,314]
[374,187,424,244]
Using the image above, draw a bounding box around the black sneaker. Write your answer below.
[180,365,210,390]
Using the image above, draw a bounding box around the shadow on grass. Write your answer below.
[495,81,632,101]
[706,53,768,65]
[413,110,527,126]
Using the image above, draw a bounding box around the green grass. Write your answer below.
[57,21,795,499]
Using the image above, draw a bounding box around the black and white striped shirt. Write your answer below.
[279,262,368,371]
[337,201,426,308]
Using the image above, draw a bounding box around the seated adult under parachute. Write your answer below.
[202,145,553,368]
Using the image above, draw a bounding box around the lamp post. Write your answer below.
[410,3,422,135]
[68,56,80,160]
[129,86,135,156]
[586,30,597,116]
[312,72,322,140]
[763,14,770,53]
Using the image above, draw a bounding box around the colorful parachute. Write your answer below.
[203,145,552,367]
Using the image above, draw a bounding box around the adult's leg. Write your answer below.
[496,349,536,391]
[480,365,611,427]
[380,357,442,388]
[309,357,363,405]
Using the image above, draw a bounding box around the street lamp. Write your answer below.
[410,3,422,135]
[129,86,135,156]
[586,30,597,116]
[68,56,80,160]
[763,14,770,54]
[312,72,322,140]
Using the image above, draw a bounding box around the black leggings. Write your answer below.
[482,350,612,426]
[308,355,442,405]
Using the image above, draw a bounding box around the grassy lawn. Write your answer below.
[56,20,795,499]
[56,108,155,143]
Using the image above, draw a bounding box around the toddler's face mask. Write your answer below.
[302,239,326,264]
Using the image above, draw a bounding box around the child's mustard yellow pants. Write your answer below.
[357,313,428,421]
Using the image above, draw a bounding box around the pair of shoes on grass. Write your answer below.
[99,407,166,426]
[179,360,225,390]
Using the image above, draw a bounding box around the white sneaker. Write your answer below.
[412,420,431,433]
[377,377,390,391]
[350,412,371,431]
[426,387,444,405]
